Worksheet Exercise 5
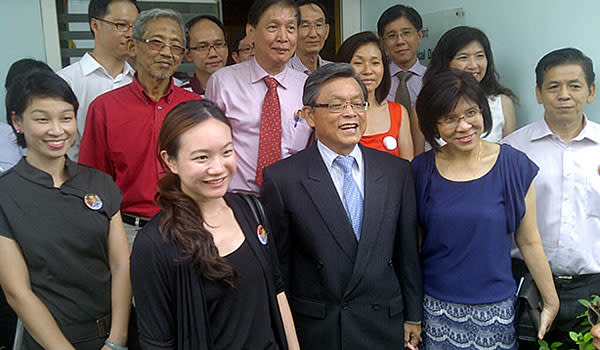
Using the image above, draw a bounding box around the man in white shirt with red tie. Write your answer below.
[503,47,600,347]
[205,0,312,194]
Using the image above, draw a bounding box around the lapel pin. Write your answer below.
[84,193,103,211]
[383,136,398,151]
[257,224,268,245]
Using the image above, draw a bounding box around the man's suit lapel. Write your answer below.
[345,146,387,296]
[301,146,358,262]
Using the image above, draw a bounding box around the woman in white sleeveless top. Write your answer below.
[413,26,517,154]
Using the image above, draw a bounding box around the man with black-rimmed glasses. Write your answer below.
[79,8,201,246]
[182,15,228,97]
[58,0,139,160]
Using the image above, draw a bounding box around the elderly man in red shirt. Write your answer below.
[79,8,200,245]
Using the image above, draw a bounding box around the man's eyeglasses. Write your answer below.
[136,38,185,57]
[383,29,417,42]
[311,101,369,114]
[299,22,327,34]
[93,17,132,33]
[189,41,228,54]
[438,107,481,129]
[237,44,255,54]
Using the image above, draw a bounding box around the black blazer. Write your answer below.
[261,144,423,350]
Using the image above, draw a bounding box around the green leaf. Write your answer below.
[551,342,563,348]
[570,331,580,341]
[579,299,592,307]
[583,332,592,342]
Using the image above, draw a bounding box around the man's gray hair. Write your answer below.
[302,63,368,106]
[132,8,186,47]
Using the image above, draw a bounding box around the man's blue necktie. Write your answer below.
[334,155,363,240]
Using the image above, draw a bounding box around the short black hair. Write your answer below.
[248,0,300,27]
[296,0,329,23]
[377,4,422,37]
[232,30,247,52]
[335,31,391,104]
[416,70,492,150]
[5,58,53,90]
[185,15,227,48]
[88,0,139,37]
[6,71,79,148]
[535,47,595,88]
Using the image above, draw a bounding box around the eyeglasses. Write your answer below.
[299,21,327,34]
[237,44,255,54]
[383,29,417,42]
[93,17,132,33]
[189,41,228,54]
[311,101,369,114]
[438,107,481,129]
[136,37,185,57]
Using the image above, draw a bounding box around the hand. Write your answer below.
[404,322,422,350]
[101,346,111,350]
[537,301,559,339]
[591,323,600,350]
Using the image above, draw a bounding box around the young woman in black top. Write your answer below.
[0,72,131,349]
[130,100,299,350]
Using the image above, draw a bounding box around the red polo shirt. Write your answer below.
[79,76,201,218]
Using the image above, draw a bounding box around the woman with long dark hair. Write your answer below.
[0,71,131,349]
[336,31,414,160]
[413,26,517,154]
[130,99,299,350]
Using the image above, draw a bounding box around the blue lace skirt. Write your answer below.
[423,294,517,350]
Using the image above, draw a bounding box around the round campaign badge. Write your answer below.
[84,193,103,210]
[383,136,398,151]
[257,224,268,245]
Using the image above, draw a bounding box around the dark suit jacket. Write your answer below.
[261,144,423,350]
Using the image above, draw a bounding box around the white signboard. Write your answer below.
[418,8,465,66]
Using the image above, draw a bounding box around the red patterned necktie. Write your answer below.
[255,76,281,186]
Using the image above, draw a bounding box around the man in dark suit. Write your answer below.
[260,63,423,350]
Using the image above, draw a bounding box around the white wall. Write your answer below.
[0,2,47,121]
[360,0,600,125]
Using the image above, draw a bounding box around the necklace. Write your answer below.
[440,141,484,180]
[202,205,229,229]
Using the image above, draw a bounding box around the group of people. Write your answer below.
[0,0,599,349]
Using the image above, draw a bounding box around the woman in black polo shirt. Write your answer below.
[0,71,131,350]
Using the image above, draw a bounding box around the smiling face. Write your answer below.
[161,118,236,203]
[132,17,184,80]
[92,0,139,59]
[297,4,329,57]
[247,4,298,75]
[536,63,595,127]
[12,97,76,166]
[449,41,488,82]
[185,19,228,78]
[350,43,384,95]
[304,77,367,155]
[381,16,423,70]
[437,97,483,152]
